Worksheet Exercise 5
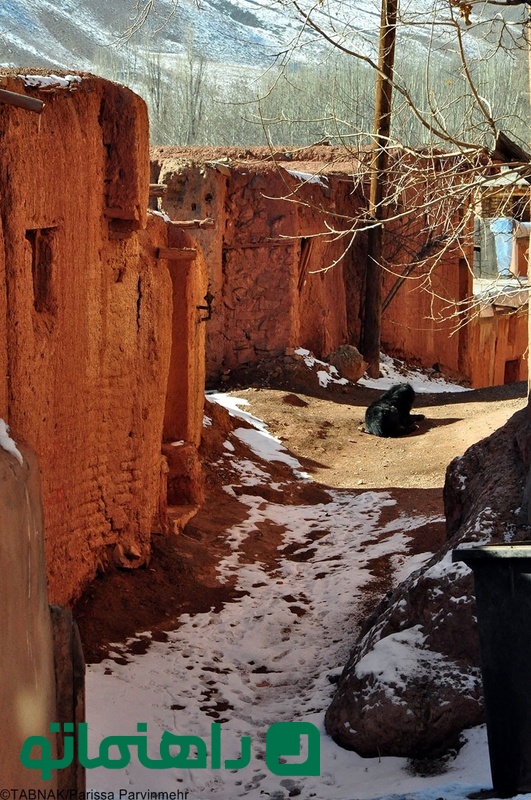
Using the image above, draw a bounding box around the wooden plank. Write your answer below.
[0,88,44,113]
[149,183,168,197]
[157,247,197,261]
[169,218,215,229]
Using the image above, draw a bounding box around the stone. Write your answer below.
[113,543,146,570]
[325,407,531,758]
[325,345,367,382]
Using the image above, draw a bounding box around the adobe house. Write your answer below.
[0,69,210,787]
[151,146,526,388]
[0,71,207,607]
[475,169,530,279]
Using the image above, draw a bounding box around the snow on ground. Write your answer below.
[294,347,349,388]
[358,353,470,393]
[207,390,311,477]
[85,356,505,800]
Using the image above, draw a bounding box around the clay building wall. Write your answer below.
[0,73,206,605]
[152,147,482,382]
[151,147,367,381]
[378,155,476,378]
[151,146,525,390]
[467,307,528,388]
[380,251,472,378]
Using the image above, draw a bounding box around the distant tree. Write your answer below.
[121,1,178,41]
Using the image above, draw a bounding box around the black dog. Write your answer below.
[364,383,425,438]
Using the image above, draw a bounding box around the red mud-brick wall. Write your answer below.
[221,166,299,369]
[161,225,208,510]
[151,147,366,381]
[294,166,359,358]
[150,153,228,380]
[380,159,475,378]
[380,252,471,377]
[151,147,523,389]
[0,73,174,605]
[467,308,528,388]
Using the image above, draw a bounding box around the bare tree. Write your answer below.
[114,0,531,374]
[257,0,531,372]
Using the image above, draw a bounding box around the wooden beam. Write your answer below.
[169,218,215,230]
[223,240,295,251]
[0,88,44,113]
[149,183,168,197]
[157,247,197,262]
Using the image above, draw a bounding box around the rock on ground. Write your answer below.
[325,345,367,382]
[325,405,531,758]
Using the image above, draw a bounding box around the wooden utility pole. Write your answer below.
[360,0,398,377]
[528,18,531,405]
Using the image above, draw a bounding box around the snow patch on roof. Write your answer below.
[19,73,82,89]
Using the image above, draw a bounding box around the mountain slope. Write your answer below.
[0,0,514,73]
[0,0,321,71]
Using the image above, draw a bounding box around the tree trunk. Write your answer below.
[360,0,398,377]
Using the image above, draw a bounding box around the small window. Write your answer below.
[26,227,57,314]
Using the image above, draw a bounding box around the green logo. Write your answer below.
[20,721,321,780]
[266,721,321,776]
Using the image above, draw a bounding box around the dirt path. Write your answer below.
[232,381,528,490]
[75,379,528,662]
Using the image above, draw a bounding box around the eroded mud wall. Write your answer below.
[380,254,470,377]
[467,308,528,388]
[151,147,365,382]
[0,74,174,604]
[378,158,475,378]
[151,146,524,388]
[152,147,488,384]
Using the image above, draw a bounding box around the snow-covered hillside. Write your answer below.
[0,0,519,74]
[0,0,344,71]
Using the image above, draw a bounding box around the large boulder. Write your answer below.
[325,344,367,382]
[325,405,531,758]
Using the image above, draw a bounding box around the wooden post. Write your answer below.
[360,0,398,377]
[527,23,531,405]
[0,88,44,114]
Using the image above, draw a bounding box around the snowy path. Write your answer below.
[85,364,516,800]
